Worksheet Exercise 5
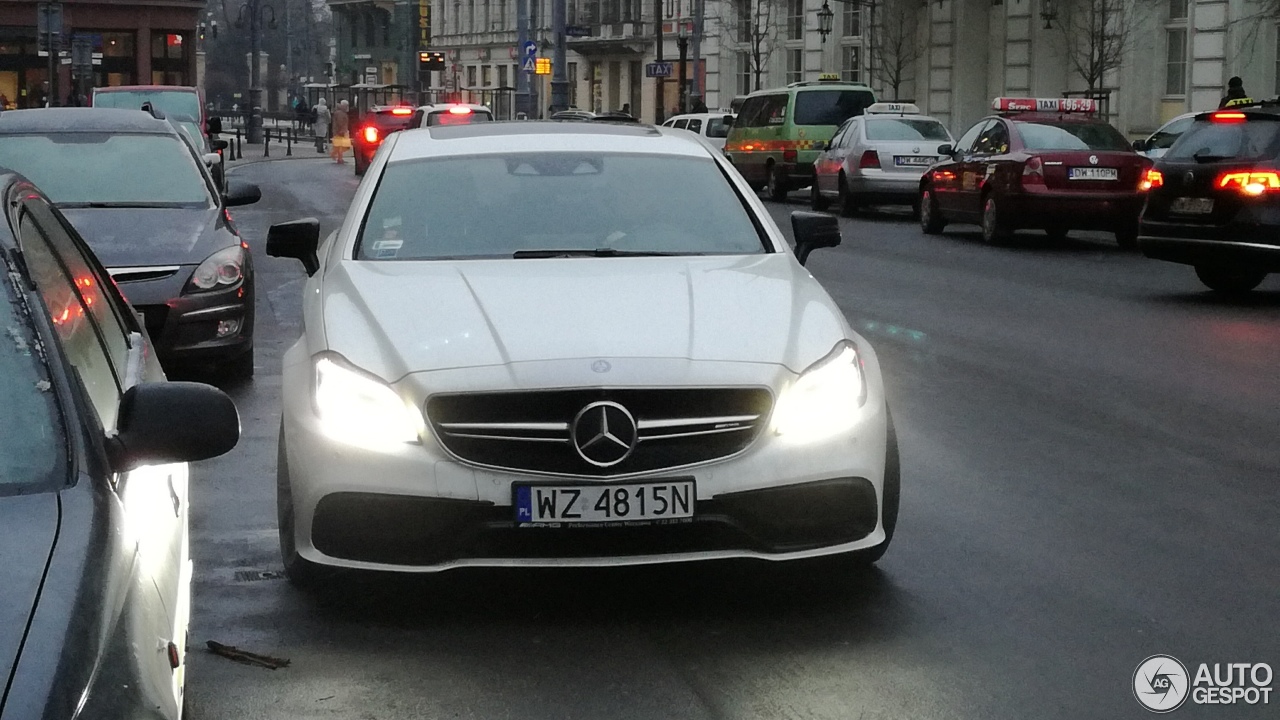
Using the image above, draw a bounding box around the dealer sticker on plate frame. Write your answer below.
[514,479,695,527]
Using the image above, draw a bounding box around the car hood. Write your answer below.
[56,206,220,267]
[0,494,59,700]
[322,254,852,381]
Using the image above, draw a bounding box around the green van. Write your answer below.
[725,79,877,200]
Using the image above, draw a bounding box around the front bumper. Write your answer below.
[280,347,891,572]
[116,262,255,364]
[1003,190,1145,229]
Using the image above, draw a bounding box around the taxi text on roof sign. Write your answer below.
[991,97,1100,114]
[818,73,841,81]
[866,102,921,115]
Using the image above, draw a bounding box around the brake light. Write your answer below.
[1211,112,1247,123]
[1021,156,1044,185]
[448,105,472,114]
[783,148,797,162]
[858,150,881,169]
[1139,169,1164,191]
[1217,171,1280,196]
[363,126,379,143]
[391,107,413,115]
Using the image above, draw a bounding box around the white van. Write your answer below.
[661,112,735,151]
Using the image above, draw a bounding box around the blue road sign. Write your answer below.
[522,40,537,58]
[645,62,673,78]
[522,57,537,73]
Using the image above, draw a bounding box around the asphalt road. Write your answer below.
[184,158,1280,720]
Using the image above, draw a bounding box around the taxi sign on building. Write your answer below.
[992,97,1100,114]
[866,102,921,115]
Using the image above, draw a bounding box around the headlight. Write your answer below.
[771,341,866,442]
[187,245,244,292]
[313,356,424,448]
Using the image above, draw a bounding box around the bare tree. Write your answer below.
[870,0,921,100]
[714,0,783,93]
[1057,0,1135,93]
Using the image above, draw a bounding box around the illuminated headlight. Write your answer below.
[313,356,424,448]
[188,245,244,292]
[772,341,867,442]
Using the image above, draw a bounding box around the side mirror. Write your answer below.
[1132,138,1148,152]
[202,152,221,166]
[790,211,841,266]
[936,143,954,157]
[211,138,229,151]
[224,181,261,207]
[722,114,735,127]
[267,218,321,276]
[110,382,239,472]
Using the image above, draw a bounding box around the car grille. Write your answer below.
[426,388,773,477]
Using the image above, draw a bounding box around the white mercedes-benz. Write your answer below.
[266,121,899,583]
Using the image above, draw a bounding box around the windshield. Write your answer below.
[0,134,212,206]
[1016,121,1131,151]
[1164,119,1280,161]
[0,251,64,495]
[426,110,493,126]
[866,118,950,142]
[357,153,766,260]
[93,89,201,121]
[793,89,875,126]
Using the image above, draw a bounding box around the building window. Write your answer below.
[843,4,860,36]
[738,51,752,94]
[1275,29,1280,95]
[365,12,377,46]
[482,64,492,86]
[841,45,860,82]
[497,0,507,29]
[350,13,359,46]
[1165,28,1186,95]
[569,61,578,104]
[467,65,477,86]
[1169,0,1188,21]
[736,0,751,43]
[498,64,508,88]
[150,31,189,85]
[786,48,802,84]
[787,0,804,41]
[383,12,392,44]
[468,0,476,32]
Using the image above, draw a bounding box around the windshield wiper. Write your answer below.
[1192,150,1233,163]
[513,248,683,259]
[57,201,203,209]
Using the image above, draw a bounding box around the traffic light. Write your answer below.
[418,51,446,71]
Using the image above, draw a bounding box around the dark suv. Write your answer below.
[352,105,416,176]
[1138,100,1280,294]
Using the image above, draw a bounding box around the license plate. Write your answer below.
[894,155,934,166]
[514,479,695,526]
[1170,197,1214,214]
[1068,167,1119,181]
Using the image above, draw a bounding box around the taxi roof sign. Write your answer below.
[866,102,921,115]
[818,73,841,81]
[992,97,1099,114]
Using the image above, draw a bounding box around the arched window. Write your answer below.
[365,11,377,46]
[350,13,359,46]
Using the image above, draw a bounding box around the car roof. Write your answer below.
[417,103,492,111]
[94,85,197,93]
[390,121,709,161]
[0,107,179,134]
[666,113,730,120]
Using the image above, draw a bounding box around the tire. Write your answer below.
[846,408,900,566]
[838,174,859,217]
[221,346,254,381]
[1114,223,1139,250]
[277,425,327,589]
[1045,227,1069,242]
[810,179,831,211]
[981,194,1012,245]
[1194,265,1267,295]
[767,162,789,202]
[919,187,945,235]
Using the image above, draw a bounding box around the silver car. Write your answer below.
[811,103,953,215]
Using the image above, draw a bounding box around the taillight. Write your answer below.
[1139,168,1164,191]
[362,126,379,143]
[1217,171,1280,196]
[858,150,880,169]
[1021,156,1044,185]
[783,148,797,162]
[1211,112,1247,123]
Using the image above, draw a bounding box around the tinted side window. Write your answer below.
[706,118,730,138]
[687,119,703,134]
[974,121,1010,155]
[673,119,689,129]
[737,97,769,128]
[793,89,875,126]
[841,120,861,148]
[954,120,992,155]
[763,95,789,126]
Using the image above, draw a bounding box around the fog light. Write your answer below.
[216,318,242,338]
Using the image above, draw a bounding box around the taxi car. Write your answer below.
[0,170,239,720]
[661,112,735,151]
[918,97,1151,246]
[265,122,899,583]
[406,102,494,129]
[352,105,416,176]
[811,102,952,215]
[725,76,877,201]
[1137,101,1280,294]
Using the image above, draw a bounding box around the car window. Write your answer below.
[17,210,123,427]
[1164,118,1280,162]
[688,119,703,134]
[793,89,875,126]
[827,121,849,150]
[357,153,768,260]
[706,117,731,138]
[762,95,789,126]
[425,109,493,126]
[0,226,64,495]
[954,120,991,155]
[974,121,1010,155]
[736,97,768,128]
[865,118,951,142]
[0,133,213,207]
[662,119,675,127]
[1016,121,1131,151]
[673,119,689,130]
[1148,116,1194,150]
[842,120,862,148]
[94,89,201,121]
[410,109,426,128]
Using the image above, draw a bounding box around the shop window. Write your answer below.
[102,32,134,58]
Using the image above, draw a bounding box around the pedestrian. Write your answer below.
[295,97,311,130]
[330,99,351,164]
[691,96,708,113]
[205,103,223,137]
[313,97,331,153]
[1219,76,1251,108]
[0,92,8,110]
[620,103,631,116]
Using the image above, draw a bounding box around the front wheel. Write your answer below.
[981,195,1012,245]
[810,179,831,211]
[767,163,789,202]
[1194,265,1268,295]
[919,187,945,235]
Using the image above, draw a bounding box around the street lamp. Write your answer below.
[1039,0,1057,29]
[676,21,689,115]
[816,1,834,43]
[220,0,278,143]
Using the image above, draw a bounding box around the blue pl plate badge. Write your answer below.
[515,485,533,522]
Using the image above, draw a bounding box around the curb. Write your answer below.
[225,154,331,172]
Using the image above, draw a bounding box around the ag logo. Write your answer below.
[1134,655,1190,713]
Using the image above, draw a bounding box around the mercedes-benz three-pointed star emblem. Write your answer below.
[571,401,638,467]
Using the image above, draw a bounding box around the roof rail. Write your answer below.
[785,79,868,88]
[141,102,166,120]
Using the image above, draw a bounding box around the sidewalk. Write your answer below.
[220,131,335,170]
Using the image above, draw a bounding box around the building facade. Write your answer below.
[327,0,424,88]
[0,0,203,109]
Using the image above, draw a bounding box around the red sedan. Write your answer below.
[352,106,416,176]
[919,98,1151,247]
